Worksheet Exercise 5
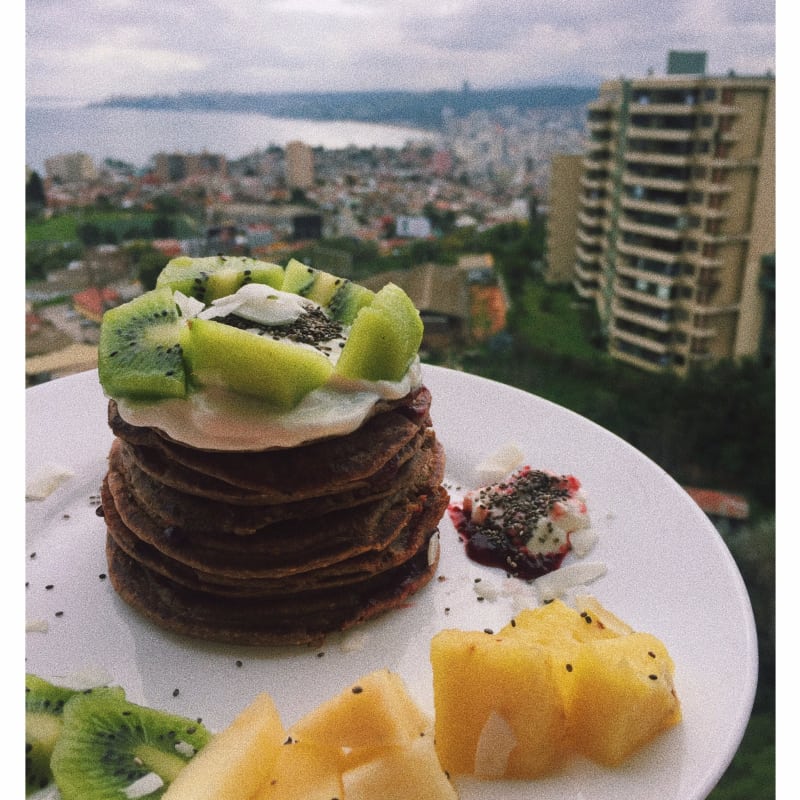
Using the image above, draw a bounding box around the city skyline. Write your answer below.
[25,0,775,106]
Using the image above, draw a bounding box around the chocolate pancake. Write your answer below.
[100,385,450,646]
[107,386,433,496]
[106,531,441,646]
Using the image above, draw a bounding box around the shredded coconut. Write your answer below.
[26,464,74,500]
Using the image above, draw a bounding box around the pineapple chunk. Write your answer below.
[431,629,569,778]
[252,738,343,800]
[163,693,285,800]
[288,668,431,768]
[567,632,682,766]
[342,734,458,800]
[431,597,681,777]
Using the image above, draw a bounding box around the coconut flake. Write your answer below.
[173,290,204,319]
[427,530,440,566]
[174,740,198,758]
[534,561,607,602]
[473,710,517,778]
[26,619,49,633]
[123,772,164,799]
[59,666,114,691]
[474,442,525,485]
[198,284,313,326]
[569,527,599,557]
[26,464,74,500]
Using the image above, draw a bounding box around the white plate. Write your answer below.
[25,365,758,800]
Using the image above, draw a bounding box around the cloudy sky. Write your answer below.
[25,0,775,105]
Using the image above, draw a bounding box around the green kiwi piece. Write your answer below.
[50,687,211,800]
[184,317,334,410]
[25,674,85,795]
[327,280,375,325]
[157,256,284,302]
[281,258,345,306]
[98,287,188,401]
[335,282,423,382]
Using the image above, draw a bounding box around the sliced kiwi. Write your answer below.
[335,282,423,382]
[327,279,375,325]
[98,287,188,400]
[157,255,284,302]
[184,317,334,410]
[50,687,211,800]
[26,674,87,795]
[282,258,347,306]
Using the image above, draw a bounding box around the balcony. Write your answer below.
[609,321,670,355]
[611,299,673,332]
[621,194,685,217]
[620,169,690,191]
[618,217,683,241]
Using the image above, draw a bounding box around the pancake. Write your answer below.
[99,386,450,645]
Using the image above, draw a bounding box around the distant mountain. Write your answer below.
[91,86,597,130]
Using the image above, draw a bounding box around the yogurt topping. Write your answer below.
[114,286,423,451]
[448,466,590,580]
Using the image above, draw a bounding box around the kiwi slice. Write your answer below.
[184,317,335,410]
[50,687,211,800]
[98,287,188,401]
[335,282,423,382]
[328,279,375,325]
[157,256,284,302]
[282,258,346,306]
[25,674,87,794]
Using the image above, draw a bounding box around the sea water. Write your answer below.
[25,104,435,174]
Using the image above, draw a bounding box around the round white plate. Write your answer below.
[25,365,757,800]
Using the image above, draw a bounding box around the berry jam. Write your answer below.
[448,466,586,581]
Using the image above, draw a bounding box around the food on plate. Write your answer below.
[39,681,211,800]
[96,256,449,645]
[268,668,457,800]
[32,668,456,800]
[430,597,681,778]
[25,673,82,794]
[447,465,590,580]
[163,693,285,800]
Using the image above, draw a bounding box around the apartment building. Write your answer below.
[45,152,98,183]
[564,51,775,374]
[285,140,315,190]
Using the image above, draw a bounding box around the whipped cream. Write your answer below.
[116,361,423,451]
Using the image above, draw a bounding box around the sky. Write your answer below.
[24,0,776,105]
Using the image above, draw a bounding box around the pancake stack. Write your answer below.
[100,386,449,646]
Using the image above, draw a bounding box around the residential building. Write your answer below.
[544,153,584,284]
[45,152,97,183]
[285,140,315,190]
[566,51,775,374]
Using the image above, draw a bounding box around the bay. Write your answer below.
[25,105,436,175]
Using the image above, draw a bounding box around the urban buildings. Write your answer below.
[547,51,775,374]
[285,140,315,190]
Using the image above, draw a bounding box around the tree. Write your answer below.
[26,171,46,216]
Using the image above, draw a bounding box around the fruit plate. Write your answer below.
[25,365,758,800]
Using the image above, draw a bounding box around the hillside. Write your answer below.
[91,85,598,129]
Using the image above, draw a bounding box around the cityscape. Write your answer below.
[25,49,776,799]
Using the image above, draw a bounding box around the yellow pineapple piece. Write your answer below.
[252,738,343,800]
[163,693,286,800]
[288,668,431,768]
[431,629,569,778]
[431,597,682,777]
[567,631,682,766]
[341,734,458,800]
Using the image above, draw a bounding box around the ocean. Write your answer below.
[24,105,436,175]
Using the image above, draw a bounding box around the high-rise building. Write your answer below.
[562,52,775,374]
[285,140,315,190]
[44,152,97,183]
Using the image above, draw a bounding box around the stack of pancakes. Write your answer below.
[100,387,449,646]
